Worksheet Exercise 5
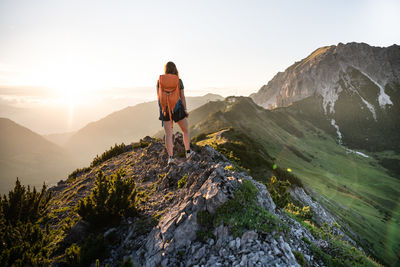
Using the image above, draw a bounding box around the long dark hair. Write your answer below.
[164,61,179,77]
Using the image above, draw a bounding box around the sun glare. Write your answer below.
[33,62,110,128]
[44,68,102,102]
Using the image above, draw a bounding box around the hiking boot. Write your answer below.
[168,156,175,165]
[185,150,195,159]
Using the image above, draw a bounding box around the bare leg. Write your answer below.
[163,121,173,156]
[177,118,190,151]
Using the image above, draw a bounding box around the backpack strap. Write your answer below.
[167,93,173,129]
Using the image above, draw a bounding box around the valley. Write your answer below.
[186,96,400,265]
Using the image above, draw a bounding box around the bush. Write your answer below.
[76,169,137,228]
[67,167,92,182]
[0,178,53,266]
[212,129,273,180]
[196,210,215,242]
[265,176,291,209]
[79,233,107,267]
[177,174,188,189]
[63,233,107,267]
[272,165,303,187]
[1,178,52,224]
[132,140,151,149]
[300,220,377,266]
[91,143,130,167]
[64,243,80,265]
[285,203,312,221]
[293,251,307,266]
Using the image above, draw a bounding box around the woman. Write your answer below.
[157,61,193,165]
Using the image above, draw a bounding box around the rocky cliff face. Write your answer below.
[251,42,400,112]
[251,43,400,152]
[45,133,373,267]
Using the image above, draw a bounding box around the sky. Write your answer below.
[0,0,399,133]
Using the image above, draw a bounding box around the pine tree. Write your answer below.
[77,169,137,227]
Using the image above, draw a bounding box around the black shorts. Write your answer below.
[159,100,187,122]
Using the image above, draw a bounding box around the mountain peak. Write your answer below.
[251,42,400,112]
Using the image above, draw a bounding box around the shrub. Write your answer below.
[265,176,291,209]
[224,164,248,173]
[79,233,107,267]
[132,140,151,149]
[191,132,209,143]
[285,203,312,221]
[63,233,107,267]
[76,169,137,228]
[67,167,92,182]
[196,210,215,242]
[1,178,52,224]
[272,165,303,187]
[91,143,130,167]
[293,251,307,266]
[0,178,53,266]
[300,220,377,266]
[64,243,80,265]
[177,174,188,189]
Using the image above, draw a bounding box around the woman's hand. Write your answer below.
[185,109,189,118]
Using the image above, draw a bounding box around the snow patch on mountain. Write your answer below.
[358,94,377,121]
[358,70,393,108]
[330,119,342,143]
[345,148,369,158]
[321,85,340,114]
[330,118,369,157]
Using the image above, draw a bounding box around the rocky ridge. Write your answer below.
[48,133,367,267]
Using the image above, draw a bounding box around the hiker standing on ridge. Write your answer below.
[157,61,194,165]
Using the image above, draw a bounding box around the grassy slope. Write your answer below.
[188,96,400,265]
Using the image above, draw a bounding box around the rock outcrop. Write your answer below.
[48,133,367,267]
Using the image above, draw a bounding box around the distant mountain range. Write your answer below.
[63,93,224,166]
[0,94,223,193]
[0,118,77,194]
[44,131,76,146]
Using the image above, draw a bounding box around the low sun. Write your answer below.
[41,64,105,104]
[36,63,107,128]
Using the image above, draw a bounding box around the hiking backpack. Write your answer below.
[158,74,181,127]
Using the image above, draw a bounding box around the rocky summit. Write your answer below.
[251,42,400,112]
[45,133,375,267]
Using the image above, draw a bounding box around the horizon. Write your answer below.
[1,0,400,134]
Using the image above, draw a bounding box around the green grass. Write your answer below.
[188,96,400,265]
[196,180,286,241]
[273,126,400,265]
[214,180,286,237]
[177,174,188,189]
